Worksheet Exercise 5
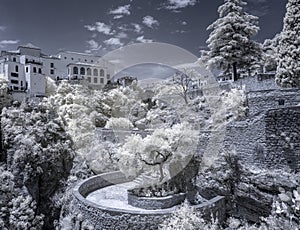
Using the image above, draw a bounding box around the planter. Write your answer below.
[127,190,186,210]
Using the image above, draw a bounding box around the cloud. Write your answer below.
[85,22,115,35]
[104,38,124,47]
[116,32,128,39]
[165,0,197,10]
[0,26,6,31]
[109,4,131,19]
[132,23,143,34]
[136,36,153,43]
[172,30,188,34]
[113,15,124,19]
[86,39,102,50]
[0,40,19,48]
[142,16,159,28]
[181,21,188,26]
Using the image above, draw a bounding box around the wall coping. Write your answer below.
[73,171,225,215]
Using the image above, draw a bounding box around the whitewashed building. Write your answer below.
[0,44,114,97]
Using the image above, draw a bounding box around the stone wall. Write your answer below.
[73,171,226,229]
[264,107,300,171]
[197,89,300,171]
[234,75,279,93]
[247,89,300,116]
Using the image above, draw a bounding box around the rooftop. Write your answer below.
[18,43,41,50]
[58,51,101,58]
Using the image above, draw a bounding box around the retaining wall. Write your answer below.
[265,107,300,171]
[73,171,226,229]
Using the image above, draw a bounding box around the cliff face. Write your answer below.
[0,102,74,229]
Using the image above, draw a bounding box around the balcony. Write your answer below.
[25,59,43,65]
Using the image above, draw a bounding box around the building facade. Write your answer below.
[0,44,114,97]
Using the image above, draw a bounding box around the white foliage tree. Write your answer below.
[262,34,281,73]
[160,201,219,230]
[117,123,198,184]
[208,87,247,128]
[275,0,300,88]
[205,0,262,81]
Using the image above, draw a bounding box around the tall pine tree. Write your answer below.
[206,0,262,81]
[276,0,300,88]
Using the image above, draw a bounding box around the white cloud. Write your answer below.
[85,22,114,35]
[165,0,197,10]
[0,40,19,48]
[172,30,188,34]
[104,38,124,47]
[116,32,128,39]
[0,26,6,31]
[86,39,101,50]
[109,4,131,19]
[181,21,188,26]
[132,23,143,34]
[136,36,153,43]
[142,16,159,28]
[113,15,124,19]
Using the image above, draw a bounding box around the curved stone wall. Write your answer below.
[128,191,186,210]
[73,171,225,229]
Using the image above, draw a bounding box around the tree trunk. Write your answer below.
[232,62,238,81]
[159,164,164,182]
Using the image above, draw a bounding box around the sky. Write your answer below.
[0,0,288,57]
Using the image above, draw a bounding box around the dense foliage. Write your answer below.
[275,0,300,88]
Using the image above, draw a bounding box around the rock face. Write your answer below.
[265,107,300,171]
[196,161,299,223]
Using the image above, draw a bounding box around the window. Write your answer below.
[13,86,19,90]
[71,58,74,60]
[100,78,104,84]
[87,68,91,75]
[13,57,16,62]
[50,63,54,68]
[38,68,42,74]
[107,74,110,80]
[33,67,37,73]
[85,59,87,62]
[11,72,18,77]
[91,60,93,63]
[278,99,285,106]
[21,81,23,86]
[100,69,104,76]
[80,67,85,75]
[94,78,98,84]
[26,67,29,73]
[50,69,54,75]
[73,66,78,74]
[11,79,18,84]
[93,69,98,76]
[15,65,18,72]
[64,57,67,60]
[87,77,91,83]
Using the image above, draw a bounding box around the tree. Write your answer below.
[160,201,219,230]
[206,0,262,81]
[262,34,281,73]
[275,0,300,88]
[1,102,74,229]
[117,123,198,185]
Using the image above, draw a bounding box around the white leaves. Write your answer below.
[206,0,262,70]
[275,0,300,88]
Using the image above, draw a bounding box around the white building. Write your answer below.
[0,44,114,97]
